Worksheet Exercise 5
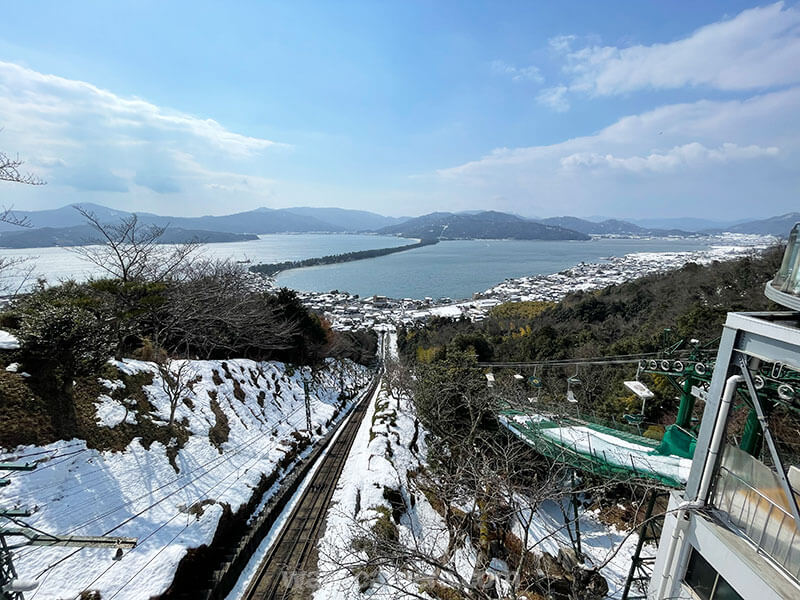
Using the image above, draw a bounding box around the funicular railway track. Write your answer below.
[242,374,379,600]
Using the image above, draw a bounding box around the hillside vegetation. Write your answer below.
[0,256,375,449]
[399,247,784,421]
[378,210,591,240]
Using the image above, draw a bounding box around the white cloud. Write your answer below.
[561,2,800,96]
[491,60,544,83]
[436,88,799,218]
[560,142,779,173]
[536,86,569,112]
[0,60,284,201]
[548,35,576,53]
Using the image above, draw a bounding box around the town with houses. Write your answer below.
[284,234,775,331]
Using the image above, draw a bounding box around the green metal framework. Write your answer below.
[637,347,800,457]
[500,410,685,488]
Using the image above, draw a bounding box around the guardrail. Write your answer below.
[713,462,800,582]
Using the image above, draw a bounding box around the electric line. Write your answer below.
[14,373,372,597]
[65,399,340,599]
[9,401,310,522]
[14,405,307,565]
[26,390,359,579]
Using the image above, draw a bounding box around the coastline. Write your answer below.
[249,237,433,276]
[287,235,777,330]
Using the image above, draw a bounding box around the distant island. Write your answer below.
[250,238,438,276]
[377,210,591,241]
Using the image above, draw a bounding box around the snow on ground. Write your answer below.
[94,394,138,427]
[224,377,376,600]
[512,498,654,599]
[0,328,20,349]
[315,336,654,599]
[0,357,370,600]
[315,333,459,600]
[538,425,691,484]
[485,239,773,306]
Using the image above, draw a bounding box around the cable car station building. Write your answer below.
[650,224,800,599]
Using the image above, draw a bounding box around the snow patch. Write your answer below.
[3,357,371,600]
[0,329,20,350]
[95,395,138,427]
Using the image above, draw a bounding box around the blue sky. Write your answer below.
[1,1,798,219]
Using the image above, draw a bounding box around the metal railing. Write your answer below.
[712,454,800,582]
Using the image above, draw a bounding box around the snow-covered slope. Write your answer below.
[313,335,651,599]
[0,357,370,599]
[314,386,450,597]
[315,333,471,599]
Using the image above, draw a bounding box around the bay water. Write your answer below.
[3,234,724,300]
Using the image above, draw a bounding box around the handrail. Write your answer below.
[713,465,800,581]
[717,466,797,522]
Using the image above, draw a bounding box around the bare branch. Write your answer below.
[67,206,202,283]
[0,151,45,186]
[0,205,31,227]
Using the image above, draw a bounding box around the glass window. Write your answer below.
[773,222,800,296]
[684,550,716,600]
[683,548,744,600]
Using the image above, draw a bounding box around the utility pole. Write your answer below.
[302,374,312,432]
[1,461,137,599]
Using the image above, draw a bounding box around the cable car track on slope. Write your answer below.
[241,374,379,600]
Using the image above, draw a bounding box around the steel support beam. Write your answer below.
[737,353,800,531]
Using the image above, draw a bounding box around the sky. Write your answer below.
[0,1,798,219]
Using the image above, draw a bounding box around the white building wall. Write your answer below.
[648,492,800,599]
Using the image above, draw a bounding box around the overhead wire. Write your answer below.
[1,442,86,462]
[69,389,363,599]
[28,408,303,576]
[15,401,310,563]
[475,350,692,369]
[8,393,315,524]
[6,408,297,510]
[27,380,372,591]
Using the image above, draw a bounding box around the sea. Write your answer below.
[1,233,736,300]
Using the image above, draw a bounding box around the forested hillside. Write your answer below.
[399,247,784,422]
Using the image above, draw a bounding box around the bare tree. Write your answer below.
[340,357,613,599]
[156,357,197,429]
[0,151,41,294]
[151,258,302,359]
[383,355,414,400]
[68,206,201,283]
[63,206,203,358]
[0,150,45,186]
[0,203,35,296]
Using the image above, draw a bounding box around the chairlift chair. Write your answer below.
[566,365,580,403]
[485,372,495,388]
[528,366,541,403]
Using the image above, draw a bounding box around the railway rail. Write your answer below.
[241,374,379,600]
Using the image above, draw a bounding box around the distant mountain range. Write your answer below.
[377,211,590,240]
[706,212,800,236]
[0,203,404,235]
[536,216,691,237]
[0,225,257,248]
[0,203,795,249]
[277,206,406,231]
[0,203,406,247]
[626,217,749,232]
